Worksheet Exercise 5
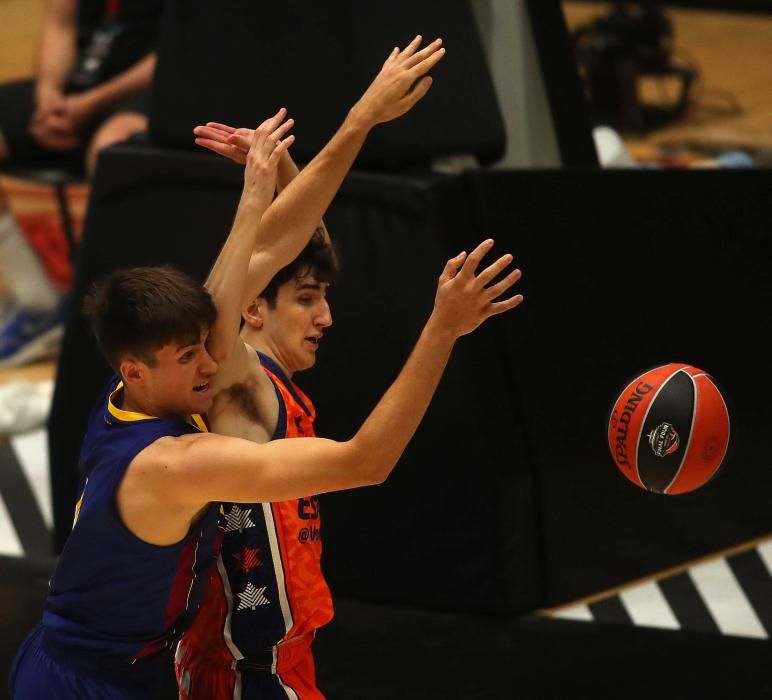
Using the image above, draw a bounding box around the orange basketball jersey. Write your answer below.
[176,352,332,699]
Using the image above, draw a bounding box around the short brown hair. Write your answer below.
[261,228,339,308]
[83,265,217,370]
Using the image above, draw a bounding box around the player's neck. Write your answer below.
[119,385,186,422]
[242,334,294,380]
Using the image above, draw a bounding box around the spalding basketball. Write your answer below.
[607,363,731,495]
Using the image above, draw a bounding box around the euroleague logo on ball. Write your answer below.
[648,422,680,457]
[607,363,731,495]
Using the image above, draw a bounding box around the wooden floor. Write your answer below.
[562,2,772,154]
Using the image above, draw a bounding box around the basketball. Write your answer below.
[607,363,731,495]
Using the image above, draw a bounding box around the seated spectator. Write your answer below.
[0,0,162,367]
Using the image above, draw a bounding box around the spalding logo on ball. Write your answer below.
[607,363,731,495]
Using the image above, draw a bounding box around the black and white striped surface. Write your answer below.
[3,427,772,640]
[544,541,772,639]
[0,428,52,559]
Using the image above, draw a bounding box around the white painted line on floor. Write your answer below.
[689,558,767,639]
[0,491,23,557]
[620,581,680,630]
[551,604,594,622]
[11,428,52,528]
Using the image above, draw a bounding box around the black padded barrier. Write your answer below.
[469,168,772,605]
[50,140,772,614]
[47,144,542,615]
[302,171,541,615]
[148,0,505,168]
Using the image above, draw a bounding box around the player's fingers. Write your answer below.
[384,46,400,65]
[403,77,433,109]
[459,239,494,278]
[439,251,467,282]
[477,253,514,287]
[399,35,423,59]
[205,122,237,133]
[488,294,525,317]
[409,46,446,79]
[193,126,231,144]
[268,134,295,166]
[195,138,247,164]
[252,108,287,146]
[269,117,294,144]
[485,267,522,300]
[227,133,252,151]
[404,38,442,68]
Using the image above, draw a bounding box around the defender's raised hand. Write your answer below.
[240,108,295,207]
[192,36,445,163]
[351,35,445,126]
[431,239,524,339]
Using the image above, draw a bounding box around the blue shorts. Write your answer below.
[9,625,165,700]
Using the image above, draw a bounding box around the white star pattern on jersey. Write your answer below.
[237,582,270,611]
[224,505,256,533]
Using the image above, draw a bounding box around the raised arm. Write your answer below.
[193,36,445,299]
[203,110,294,363]
[161,240,524,507]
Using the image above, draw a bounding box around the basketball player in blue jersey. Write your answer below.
[9,36,526,699]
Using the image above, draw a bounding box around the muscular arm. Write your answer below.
[274,151,334,254]
[142,313,458,509]
[203,111,294,365]
[120,241,524,543]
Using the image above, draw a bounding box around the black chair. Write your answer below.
[0,162,86,262]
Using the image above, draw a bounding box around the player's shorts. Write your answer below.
[0,79,151,166]
[9,625,169,700]
[176,632,325,700]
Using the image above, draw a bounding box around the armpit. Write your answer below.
[225,381,263,425]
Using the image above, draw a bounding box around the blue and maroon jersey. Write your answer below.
[41,376,222,683]
[176,352,332,699]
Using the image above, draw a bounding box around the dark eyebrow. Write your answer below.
[295,282,326,292]
[176,342,199,352]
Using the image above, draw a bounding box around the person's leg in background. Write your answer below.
[85,110,147,176]
[0,123,67,368]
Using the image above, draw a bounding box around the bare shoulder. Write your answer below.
[119,434,214,543]
[125,434,199,483]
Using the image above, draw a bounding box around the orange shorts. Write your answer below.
[176,633,324,700]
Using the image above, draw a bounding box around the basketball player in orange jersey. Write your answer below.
[173,39,523,699]
[175,147,339,697]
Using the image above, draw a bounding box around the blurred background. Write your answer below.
[0,1,771,697]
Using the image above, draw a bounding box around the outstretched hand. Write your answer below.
[431,239,524,339]
[193,121,252,164]
[192,35,445,162]
[239,108,295,207]
[352,35,446,127]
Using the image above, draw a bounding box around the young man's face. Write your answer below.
[254,274,332,375]
[134,330,219,417]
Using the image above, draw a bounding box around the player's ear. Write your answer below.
[120,357,144,385]
[242,299,264,330]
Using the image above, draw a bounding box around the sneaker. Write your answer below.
[0,297,68,368]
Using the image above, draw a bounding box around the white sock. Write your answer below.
[0,212,60,311]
